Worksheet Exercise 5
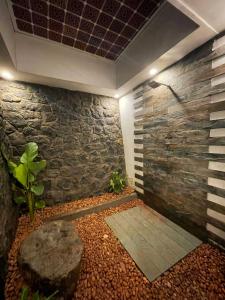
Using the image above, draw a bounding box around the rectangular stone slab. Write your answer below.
[47,193,137,222]
[105,206,202,282]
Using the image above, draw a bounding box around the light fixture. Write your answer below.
[114,94,119,99]
[1,70,14,80]
[149,68,157,76]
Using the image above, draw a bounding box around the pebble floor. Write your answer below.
[5,191,225,300]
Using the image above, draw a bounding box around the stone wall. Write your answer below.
[0,103,18,298]
[0,80,125,205]
[133,40,214,239]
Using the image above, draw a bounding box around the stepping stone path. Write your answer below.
[18,220,83,299]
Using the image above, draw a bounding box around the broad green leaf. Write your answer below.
[13,164,28,188]
[29,160,46,175]
[20,287,29,300]
[28,173,35,183]
[31,183,44,196]
[20,142,38,164]
[35,200,45,209]
[14,196,26,205]
[8,160,17,173]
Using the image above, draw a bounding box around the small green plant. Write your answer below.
[20,287,58,300]
[4,142,46,221]
[109,171,126,194]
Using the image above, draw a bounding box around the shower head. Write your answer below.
[148,81,162,89]
[148,80,184,101]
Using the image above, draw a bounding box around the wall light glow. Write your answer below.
[149,68,157,76]
[115,94,119,99]
[1,71,14,80]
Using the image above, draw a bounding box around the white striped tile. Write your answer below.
[208,161,225,172]
[135,160,143,167]
[134,107,144,113]
[211,91,225,103]
[210,110,225,120]
[135,116,144,122]
[207,223,225,240]
[134,86,144,94]
[134,125,143,131]
[211,73,225,87]
[135,178,144,185]
[207,193,225,207]
[208,177,225,190]
[207,208,225,224]
[133,97,143,104]
[210,128,225,137]
[135,170,143,176]
[135,152,143,158]
[212,55,225,69]
[135,186,144,194]
[209,145,225,154]
[134,143,143,149]
[134,134,143,139]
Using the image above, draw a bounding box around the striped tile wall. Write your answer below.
[131,35,225,248]
[133,85,144,195]
[207,35,225,249]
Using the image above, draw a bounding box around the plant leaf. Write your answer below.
[32,291,40,300]
[109,171,126,193]
[20,287,29,300]
[13,164,28,188]
[15,196,26,205]
[31,183,44,196]
[46,290,58,300]
[28,173,35,182]
[8,160,17,173]
[29,160,46,175]
[20,142,38,164]
[35,200,45,209]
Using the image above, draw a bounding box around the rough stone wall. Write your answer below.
[0,80,125,205]
[134,40,213,239]
[0,102,18,298]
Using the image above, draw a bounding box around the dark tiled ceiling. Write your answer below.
[10,0,165,60]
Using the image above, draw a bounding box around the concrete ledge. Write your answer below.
[47,192,137,222]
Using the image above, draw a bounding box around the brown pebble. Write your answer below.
[4,189,225,300]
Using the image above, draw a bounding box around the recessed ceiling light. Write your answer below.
[115,94,119,99]
[149,68,157,76]
[1,71,14,80]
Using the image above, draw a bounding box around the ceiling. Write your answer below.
[1,0,225,97]
[9,0,164,60]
